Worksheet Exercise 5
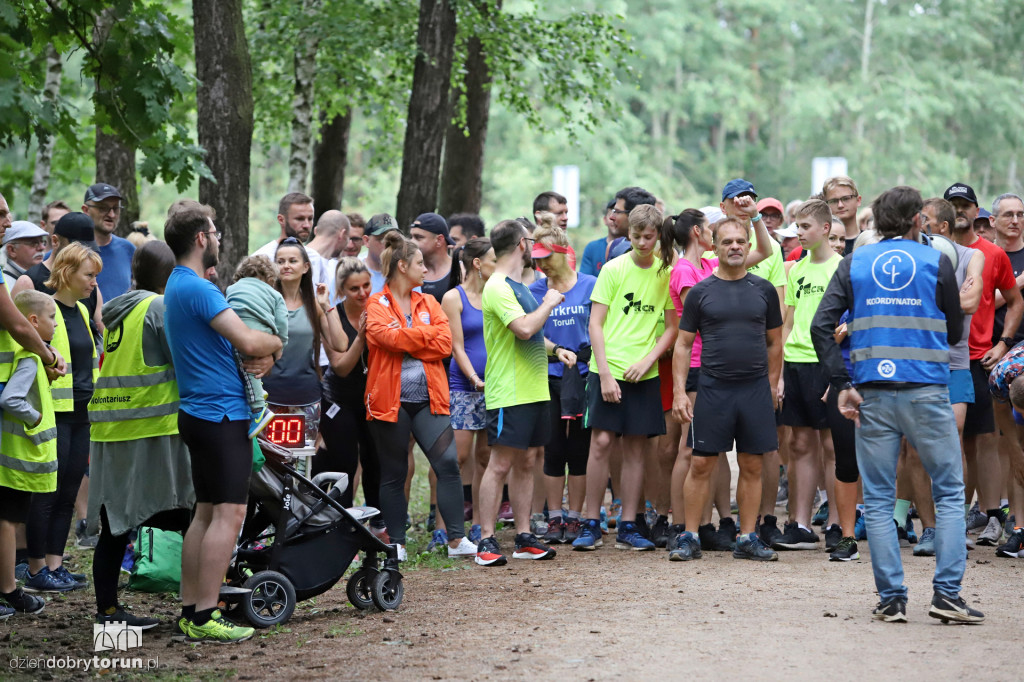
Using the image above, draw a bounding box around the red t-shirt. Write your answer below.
[968,237,1016,360]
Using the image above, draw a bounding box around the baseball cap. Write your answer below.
[756,197,784,214]
[943,183,978,206]
[411,212,454,245]
[722,178,757,201]
[3,221,48,246]
[54,212,97,247]
[84,183,122,204]
[364,213,399,237]
[531,242,572,259]
[775,223,799,239]
[976,208,992,221]
[699,206,726,224]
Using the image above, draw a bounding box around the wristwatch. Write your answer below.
[43,343,58,368]
[752,213,763,223]
[551,344,564,357]
[1000,336,1015,346]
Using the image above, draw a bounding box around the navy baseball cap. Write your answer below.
[84,183,122,203]
[54,212,98,250]
[943,183,978,206]
[411,212,454,245]
[976,208,992,220]
[721,179,757,201]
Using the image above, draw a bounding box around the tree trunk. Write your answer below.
[27,44,62,224]
[193,0,254,283]
[853,0,875,143]
[95,129,139,235]
[396,0,457,228]
[439,0,496,217]
[311,108,353,222]
[287,0,322,194]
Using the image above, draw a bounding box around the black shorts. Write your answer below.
[584,373,666,437]
[780,363,829,429]
[684,365,701,394]
[690,373,778,455]
[487,401,551,450]
[543,379,591,477]
[0,486,32,523]
[963,359,995,435]
[178,411,251,505]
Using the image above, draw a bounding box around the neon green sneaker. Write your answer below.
[185,610,255,643]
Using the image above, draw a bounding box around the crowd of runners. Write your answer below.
[1,171,1019,641]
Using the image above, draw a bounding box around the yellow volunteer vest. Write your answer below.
[0,279,19,384]
[50,300,98,412]
[0,349,57,493]
[88,295,179,441]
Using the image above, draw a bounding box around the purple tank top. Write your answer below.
[450,285,486,391]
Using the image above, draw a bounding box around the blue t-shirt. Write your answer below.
[579,238,607,277]
[96,235,136,301]
[530,274,597,377]
[164,266,249,421]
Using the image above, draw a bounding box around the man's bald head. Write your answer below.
[314,210,350,238]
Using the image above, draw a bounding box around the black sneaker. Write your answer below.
[823,523,843,551]
[634,513,652,540]
[698,523,733,551]
[563,518,582,544]
[828,536,860,562]
[665,524,686,551]
[772,522,820,550]
[928,592,985,624]
[651,515,670,548]
[996,528,1024,558]
[758,515,783,548]
[873,597,907,623]
[512,533,556,560]
[896,520,911,548]
[542,518,564,545]
[717,517,738,549]
[733,533,778,561]
[96,607,160,630]
[1,587,44,614]
[474,536,508,566]
[668,531,702,561]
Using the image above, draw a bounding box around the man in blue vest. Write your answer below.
[811,186,984,624]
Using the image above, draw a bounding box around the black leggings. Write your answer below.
[93,505,191,612]
[314,397,381,509]
[543,379,591,477]
[26,410,90,558]
[368,402,463,545]
[826,385,859,483]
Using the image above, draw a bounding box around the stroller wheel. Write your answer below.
[242,570,296,627]
[346,567,377,611]
[370,570,404,611]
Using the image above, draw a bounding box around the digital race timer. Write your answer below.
[264,414,306,447]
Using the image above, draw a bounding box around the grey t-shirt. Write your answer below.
[949,242,975,371]
[399,314,429,402]
[263,306,321,405]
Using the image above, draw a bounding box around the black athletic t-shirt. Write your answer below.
[56,300,98,402]
[679,274,783,381]
[993,246,1024,346]
[420,270,454,303]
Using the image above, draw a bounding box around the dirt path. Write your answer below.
[3,530,1020,681]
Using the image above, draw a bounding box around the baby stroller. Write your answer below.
[221,437,404,627]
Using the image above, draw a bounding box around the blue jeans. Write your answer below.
[855,385,966,602]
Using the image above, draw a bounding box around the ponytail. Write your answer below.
[658,208,705,274]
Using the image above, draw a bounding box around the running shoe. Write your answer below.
[23,567,75,593]
[185,610,255,643]
[248,406,275,439]
[758,515,783,549]
[644,501,658,529]
[426,529,448,553]
[854,509,867,540]
[775,470,789,506]
[563,518,582,544]
[571,519,604,551]
[651,515,670,548]
[615,522,655,551]
[96,606,160,630]
[873,597,907,623]
[717,517,738,549]
[772,522,820,550]
[608,499,622,528]
[811,500,829,526]
[0,605,13,622]
[828,537,860,562]
[542,517,565,545]
[896,520,911,547]
[913,527,936,557]
[668,531,702,561]
[977,516,1003,546]
[468,524,482,545]
[905,516,918,544]
[75,519,98,549]
[928,592,984,624]
[475,536,507,566]
[530,513,549,537]
[53,565,88,590]
[633,513,652,540]
[1004,514,1016,540]
[965,503,987,533]
[447,537,478,558]
[823,524,842,552]
[996,528,1024,558]
[599,506,609,533]
[14,561,28,583]
[513,533,556,560]
[698,523,733,551]
[0,587,44,614]
[497,501,514,524]
[733,533,778,561]
[966,532,976,550]
[121,544,135,574]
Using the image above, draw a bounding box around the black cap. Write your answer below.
[364,213,399,237]
[54,212,97,249]
[411,212,454,245]
[943,183,978,206]
[84,183,122,204]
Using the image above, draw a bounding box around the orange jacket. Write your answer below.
[364,284,452,422]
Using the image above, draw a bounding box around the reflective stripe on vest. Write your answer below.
[50,301,98,412]
[0,278,17,384]
[0,349,57,493]
[849,240,950,385]
[87,295,179,441]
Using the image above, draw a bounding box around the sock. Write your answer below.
[463,484,472,503]
[567,510,580,520]
[181,604,195,621]
[986,507,1005,523]
[192,607,215,626]
[893,499,911,528]
[818,490,828,503]
[797,523,812,532]
[1000,498,1009,508]
[547,510,561,523]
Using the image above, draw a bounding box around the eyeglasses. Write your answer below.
[997,211,1024,221]
[826,194,858,207]
[87,203,122,215]
[609,208,629,215]
[201,229,222,242]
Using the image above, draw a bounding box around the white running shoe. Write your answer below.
[447,537,478,558]
[977,516,1003,546]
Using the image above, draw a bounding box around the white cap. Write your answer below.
[3,220,49,245]
[699,206,725,224]
[775,223,799,239]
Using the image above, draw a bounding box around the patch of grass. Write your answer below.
[259,623,292,639]
[327,624,363,637]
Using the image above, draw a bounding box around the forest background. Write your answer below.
[2,0,1023,278]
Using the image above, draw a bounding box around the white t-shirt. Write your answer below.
[252,240,328,288]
